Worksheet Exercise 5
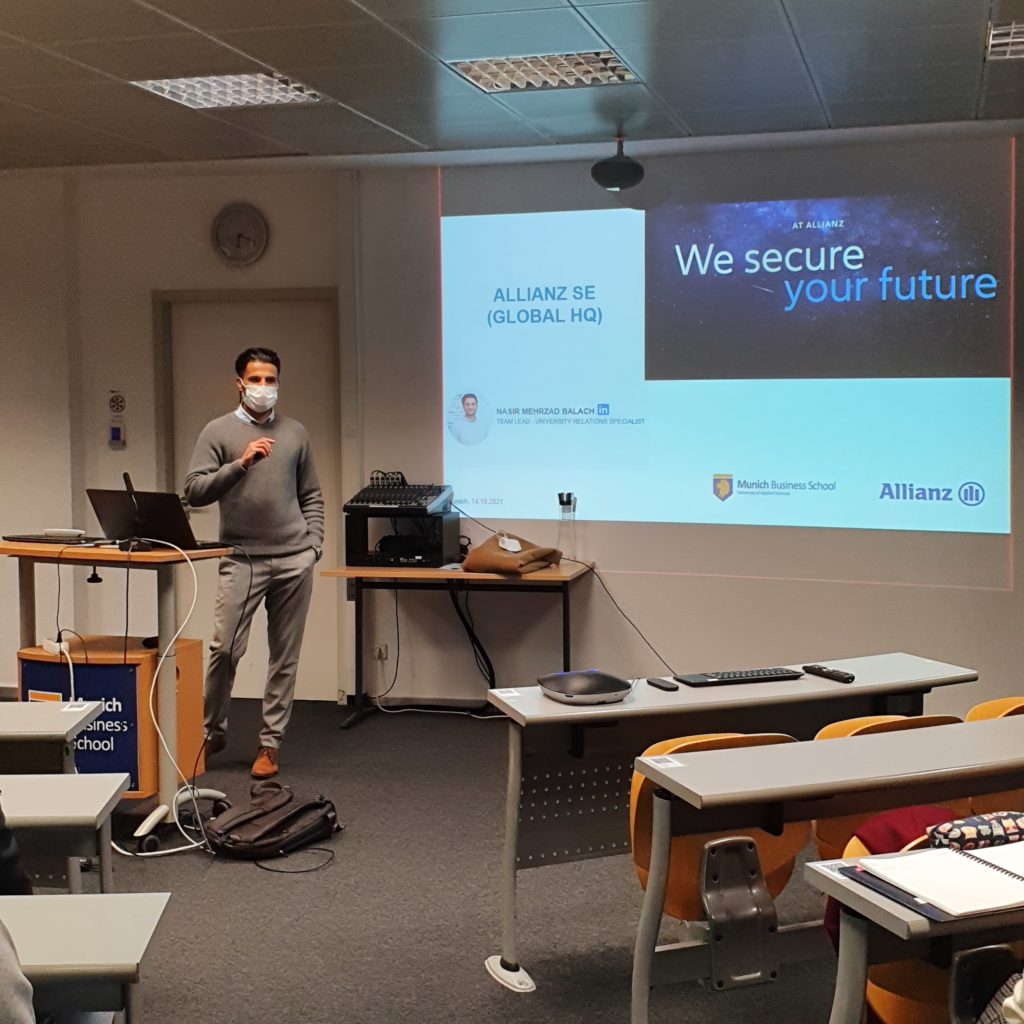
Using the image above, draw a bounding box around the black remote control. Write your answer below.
[802,664,856,683]
[647,677,680,692]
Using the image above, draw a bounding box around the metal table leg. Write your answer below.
[485,722,536,992]
[632,789,672,1024]
[155,565,179,822]
[340,578,375,729]
[99,818,114,892]
[562,582,571,671]
[829,908,870,1024]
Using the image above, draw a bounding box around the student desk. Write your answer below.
[0,891,170,1023]
[0,700,103,773]
[485,651,976,992]
[807,856,1024,1024]
[632,715,1024,1024]
[0,773,129,892]
[322,562,591,727]
[0,541,228,817]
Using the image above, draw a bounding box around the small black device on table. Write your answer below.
[675,666,805,687]
[343,471,458,568]
[803,664,856,683]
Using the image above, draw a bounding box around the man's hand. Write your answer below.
[240,437,275,469]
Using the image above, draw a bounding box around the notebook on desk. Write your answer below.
[857,843,1024,917]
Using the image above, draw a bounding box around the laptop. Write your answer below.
[86,488,223,551]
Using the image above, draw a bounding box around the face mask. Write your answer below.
[243,384,278,413]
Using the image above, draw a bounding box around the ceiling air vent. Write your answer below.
[987,22,1024,60]
[449,50,636,93]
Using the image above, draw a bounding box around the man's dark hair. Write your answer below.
[462,393,477,403]
[235,347,281,377]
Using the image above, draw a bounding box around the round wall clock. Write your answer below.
[211,203,269,266]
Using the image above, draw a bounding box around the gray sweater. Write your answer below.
[184,412,325,557]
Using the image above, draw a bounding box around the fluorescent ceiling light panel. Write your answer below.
[449,50,637,93]
[130,72,321,109]
[987,22,1024,60]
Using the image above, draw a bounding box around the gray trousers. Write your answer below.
[205,548,316,749]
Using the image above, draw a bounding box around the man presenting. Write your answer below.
[185,347,324,779]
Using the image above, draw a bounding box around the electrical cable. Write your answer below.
[448,588,495,687]
[452,504,676,676]
[254,847,335,873]
[123,550,131,665]
[370,589,401,703]
[60,646,76,703]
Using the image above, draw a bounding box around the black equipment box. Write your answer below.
[344,510,460,568]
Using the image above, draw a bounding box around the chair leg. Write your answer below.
[632,790,672,1024]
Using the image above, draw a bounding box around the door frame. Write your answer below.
[151,287,348,701]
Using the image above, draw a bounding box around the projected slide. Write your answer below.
[442,186,1011,534]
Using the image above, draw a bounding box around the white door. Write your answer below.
[170,299,340,702]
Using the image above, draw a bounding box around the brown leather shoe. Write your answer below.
[251,746,279,779]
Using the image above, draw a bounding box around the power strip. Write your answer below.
[42,638,70,656]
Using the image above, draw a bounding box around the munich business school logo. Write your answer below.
[959,481,985,506]
[713,474,733,501]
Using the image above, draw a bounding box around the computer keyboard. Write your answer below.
[674,667,805,687]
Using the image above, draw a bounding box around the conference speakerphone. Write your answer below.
[675,667,805,687]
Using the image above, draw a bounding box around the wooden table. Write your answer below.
[322,562,592,727]
[0,541,228,817]
[630,714,1024,1024]
[484,651,977,993]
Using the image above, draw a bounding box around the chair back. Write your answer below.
[965,697,1024,814]
[812,715,966,860]
[630,732,809,922]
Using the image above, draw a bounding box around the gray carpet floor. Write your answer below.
[105,699,838,1024]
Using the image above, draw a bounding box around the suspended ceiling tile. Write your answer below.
[0,80,189,120]
[584,0,789,44]
[785,0,986,32]
[266,125,421,156]
[289,59,479,106]
[0,43,106,87]
[655,70,820,111]
[373,0,570,14]
[394,8,605,62]
[829,96,977,127]
[49,33,264,80]
[146,0,367,31]
[815,62,984,101]
[981,92,1024,118]
[0,0,176,43]
[345,91,528,131]
[683,103,829,135]
[798,25,988,67]
[524,109,685,143]
[216,21,409,70]
[211,101,394,136]
[425,120,552,148]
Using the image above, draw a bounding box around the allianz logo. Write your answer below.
[879,481,986,506]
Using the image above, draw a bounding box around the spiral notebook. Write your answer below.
[860,843,1024,917]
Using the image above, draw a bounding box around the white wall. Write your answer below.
[1,132,1021,716]
[0,177,74,689]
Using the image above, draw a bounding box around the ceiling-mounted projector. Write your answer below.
[591,135,645,192]
[537,668,631,705]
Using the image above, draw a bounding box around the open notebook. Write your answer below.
[860,843,1024,917]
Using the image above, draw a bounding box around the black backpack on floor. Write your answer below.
[205,781,342,860]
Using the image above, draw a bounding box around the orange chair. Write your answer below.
[630,733,810,922]
[812,715,966,860]
[966,697,1024,814]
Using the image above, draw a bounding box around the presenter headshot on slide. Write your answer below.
[450,391,489,445]
[184,347,324,779]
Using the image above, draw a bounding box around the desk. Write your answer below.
[0,891,170,1023]
[806,857,1024,1024]
[0,700,103,773]
[0,773,129,892]
[485,651,976,992]
[322,563,591,727]
[632,714,1024,1024]
[0,541,229,818]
